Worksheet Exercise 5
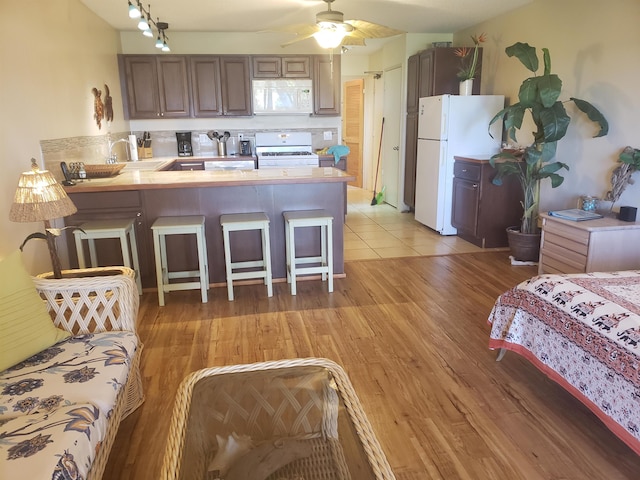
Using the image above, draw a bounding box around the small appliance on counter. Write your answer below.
[176,132,193,157]
[240,140,252,156]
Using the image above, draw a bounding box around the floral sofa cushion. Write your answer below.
[0,331,139,421]
[0,402,108,479]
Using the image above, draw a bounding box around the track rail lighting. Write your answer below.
[127,2,170,51]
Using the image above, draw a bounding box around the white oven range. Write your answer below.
[255,132,319,168]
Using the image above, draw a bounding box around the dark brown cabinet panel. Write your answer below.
[220,56,252,116]
[404,47,483,208]
[121,55,190,119]
[313,55,341,116]
[252,56,310,78]
[451,158,522,248]
[190,56,222,117]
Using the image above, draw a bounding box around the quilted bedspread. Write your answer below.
[0,331,138,479]
[488,270,640,455]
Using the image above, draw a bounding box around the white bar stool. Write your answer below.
[220,213,273,301]
[151,215,209,306]
[73,218,143,295]
[283,210,334,296]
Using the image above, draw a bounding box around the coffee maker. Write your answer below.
[176,132,193,157]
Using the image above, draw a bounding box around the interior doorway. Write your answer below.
[342,79,364,187]
[381,66,403,208]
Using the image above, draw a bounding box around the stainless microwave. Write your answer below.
[252,79,313,115]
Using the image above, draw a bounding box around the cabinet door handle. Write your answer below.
[472,184,478,188]
[392,146,399,151]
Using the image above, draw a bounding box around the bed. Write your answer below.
[488,269,640,455]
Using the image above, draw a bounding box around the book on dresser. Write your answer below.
[547,208,603,221]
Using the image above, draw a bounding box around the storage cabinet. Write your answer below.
[121,55,191,119]
[189,55,252,117]
[451,157,522,248]
[313,55,341,116]
[539,213,640,274]
[403,47,482,208]
[252,56,310,78]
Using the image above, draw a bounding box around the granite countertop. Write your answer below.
[64,157,355,193]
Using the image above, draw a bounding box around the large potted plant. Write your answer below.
[489,42,609,261]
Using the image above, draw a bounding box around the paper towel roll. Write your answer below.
[129,135,139,161]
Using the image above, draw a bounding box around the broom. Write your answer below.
[371,117,385,205]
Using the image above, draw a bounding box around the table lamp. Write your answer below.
[9,158,78,278]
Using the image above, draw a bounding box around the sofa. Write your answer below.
[0,251,144,480]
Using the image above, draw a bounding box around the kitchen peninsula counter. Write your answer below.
[64,165,355,292]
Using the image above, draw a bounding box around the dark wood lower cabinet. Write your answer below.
[451,157,523,248]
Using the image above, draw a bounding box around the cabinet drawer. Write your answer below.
[540,251,587,274]
[540,240,588,271]
[543,219,590,245]
[542,231,589,256]
[453,162,481,181]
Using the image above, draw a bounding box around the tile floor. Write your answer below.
[344,187,508,261]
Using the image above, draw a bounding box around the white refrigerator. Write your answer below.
[414,94,504,235]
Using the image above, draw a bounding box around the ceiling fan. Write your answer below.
[272,0,405,49]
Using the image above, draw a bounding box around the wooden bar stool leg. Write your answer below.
[153,230,165,306]
[127,226,143,295]
[222,226,234,301]
[74,232,87,268]
[88,239,99,267]
[327,219,334,293]
[320,224,327,282]
[197,225,209,303]
[288,221,297,295]
[263,223,273,297]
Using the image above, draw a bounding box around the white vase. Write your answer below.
[459,79,474,96]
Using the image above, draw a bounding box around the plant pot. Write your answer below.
[459,79,474,96]
[506,226,541,262]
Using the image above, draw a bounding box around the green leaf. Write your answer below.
[537,74,562,108]
[539,161,569,175]
[537,102,570,142]
[548,172,565,188]
[505,42,538,72]
[518,78,538,107]
[542,48,551,76]
[570,98,609,137]
[540,142,558,162]
[524,146,542,165]
[503,104,525,142]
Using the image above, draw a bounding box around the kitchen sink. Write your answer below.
[121,159,171,171]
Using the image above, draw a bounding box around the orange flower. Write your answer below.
[472,32,487,45]
[454,47,470,58]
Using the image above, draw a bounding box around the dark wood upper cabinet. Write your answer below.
[313,55,341,116]
[189,56,222,117]
[252,56,311,78]
[220,56,252,116]
[121,55,190,119]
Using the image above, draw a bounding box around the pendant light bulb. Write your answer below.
[162,42,170,52]
[128,0,141,18]
[143,26,153,37]
[137,16,149,30]
[155,35,163,48]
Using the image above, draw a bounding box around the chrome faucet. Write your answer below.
[107,138,131,164]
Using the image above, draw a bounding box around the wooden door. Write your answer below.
[220,56,252,116]
[122,56,160,119]
[156,56,191,118]
[403,112,418,207]
[190,56,223,117]
[342,79,364,188]
[313,55,341,116]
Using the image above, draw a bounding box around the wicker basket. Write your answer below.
[84,163,126,178]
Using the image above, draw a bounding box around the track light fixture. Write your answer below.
[127,2,170,51]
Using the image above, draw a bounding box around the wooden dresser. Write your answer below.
[539,212,640,274]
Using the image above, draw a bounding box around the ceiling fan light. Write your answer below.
[314,27,347,49]
[128,1,141,18]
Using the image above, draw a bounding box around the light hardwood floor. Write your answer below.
[105,251,640,479]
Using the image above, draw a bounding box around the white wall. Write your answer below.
[454,0,640,213]
[0,0,124,273]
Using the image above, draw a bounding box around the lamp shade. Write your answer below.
[314,27,347,49]
[10,159,77,223]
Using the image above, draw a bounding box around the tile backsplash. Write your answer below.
[41,127,340,180]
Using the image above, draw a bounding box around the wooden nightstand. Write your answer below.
[539,212,640,274]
